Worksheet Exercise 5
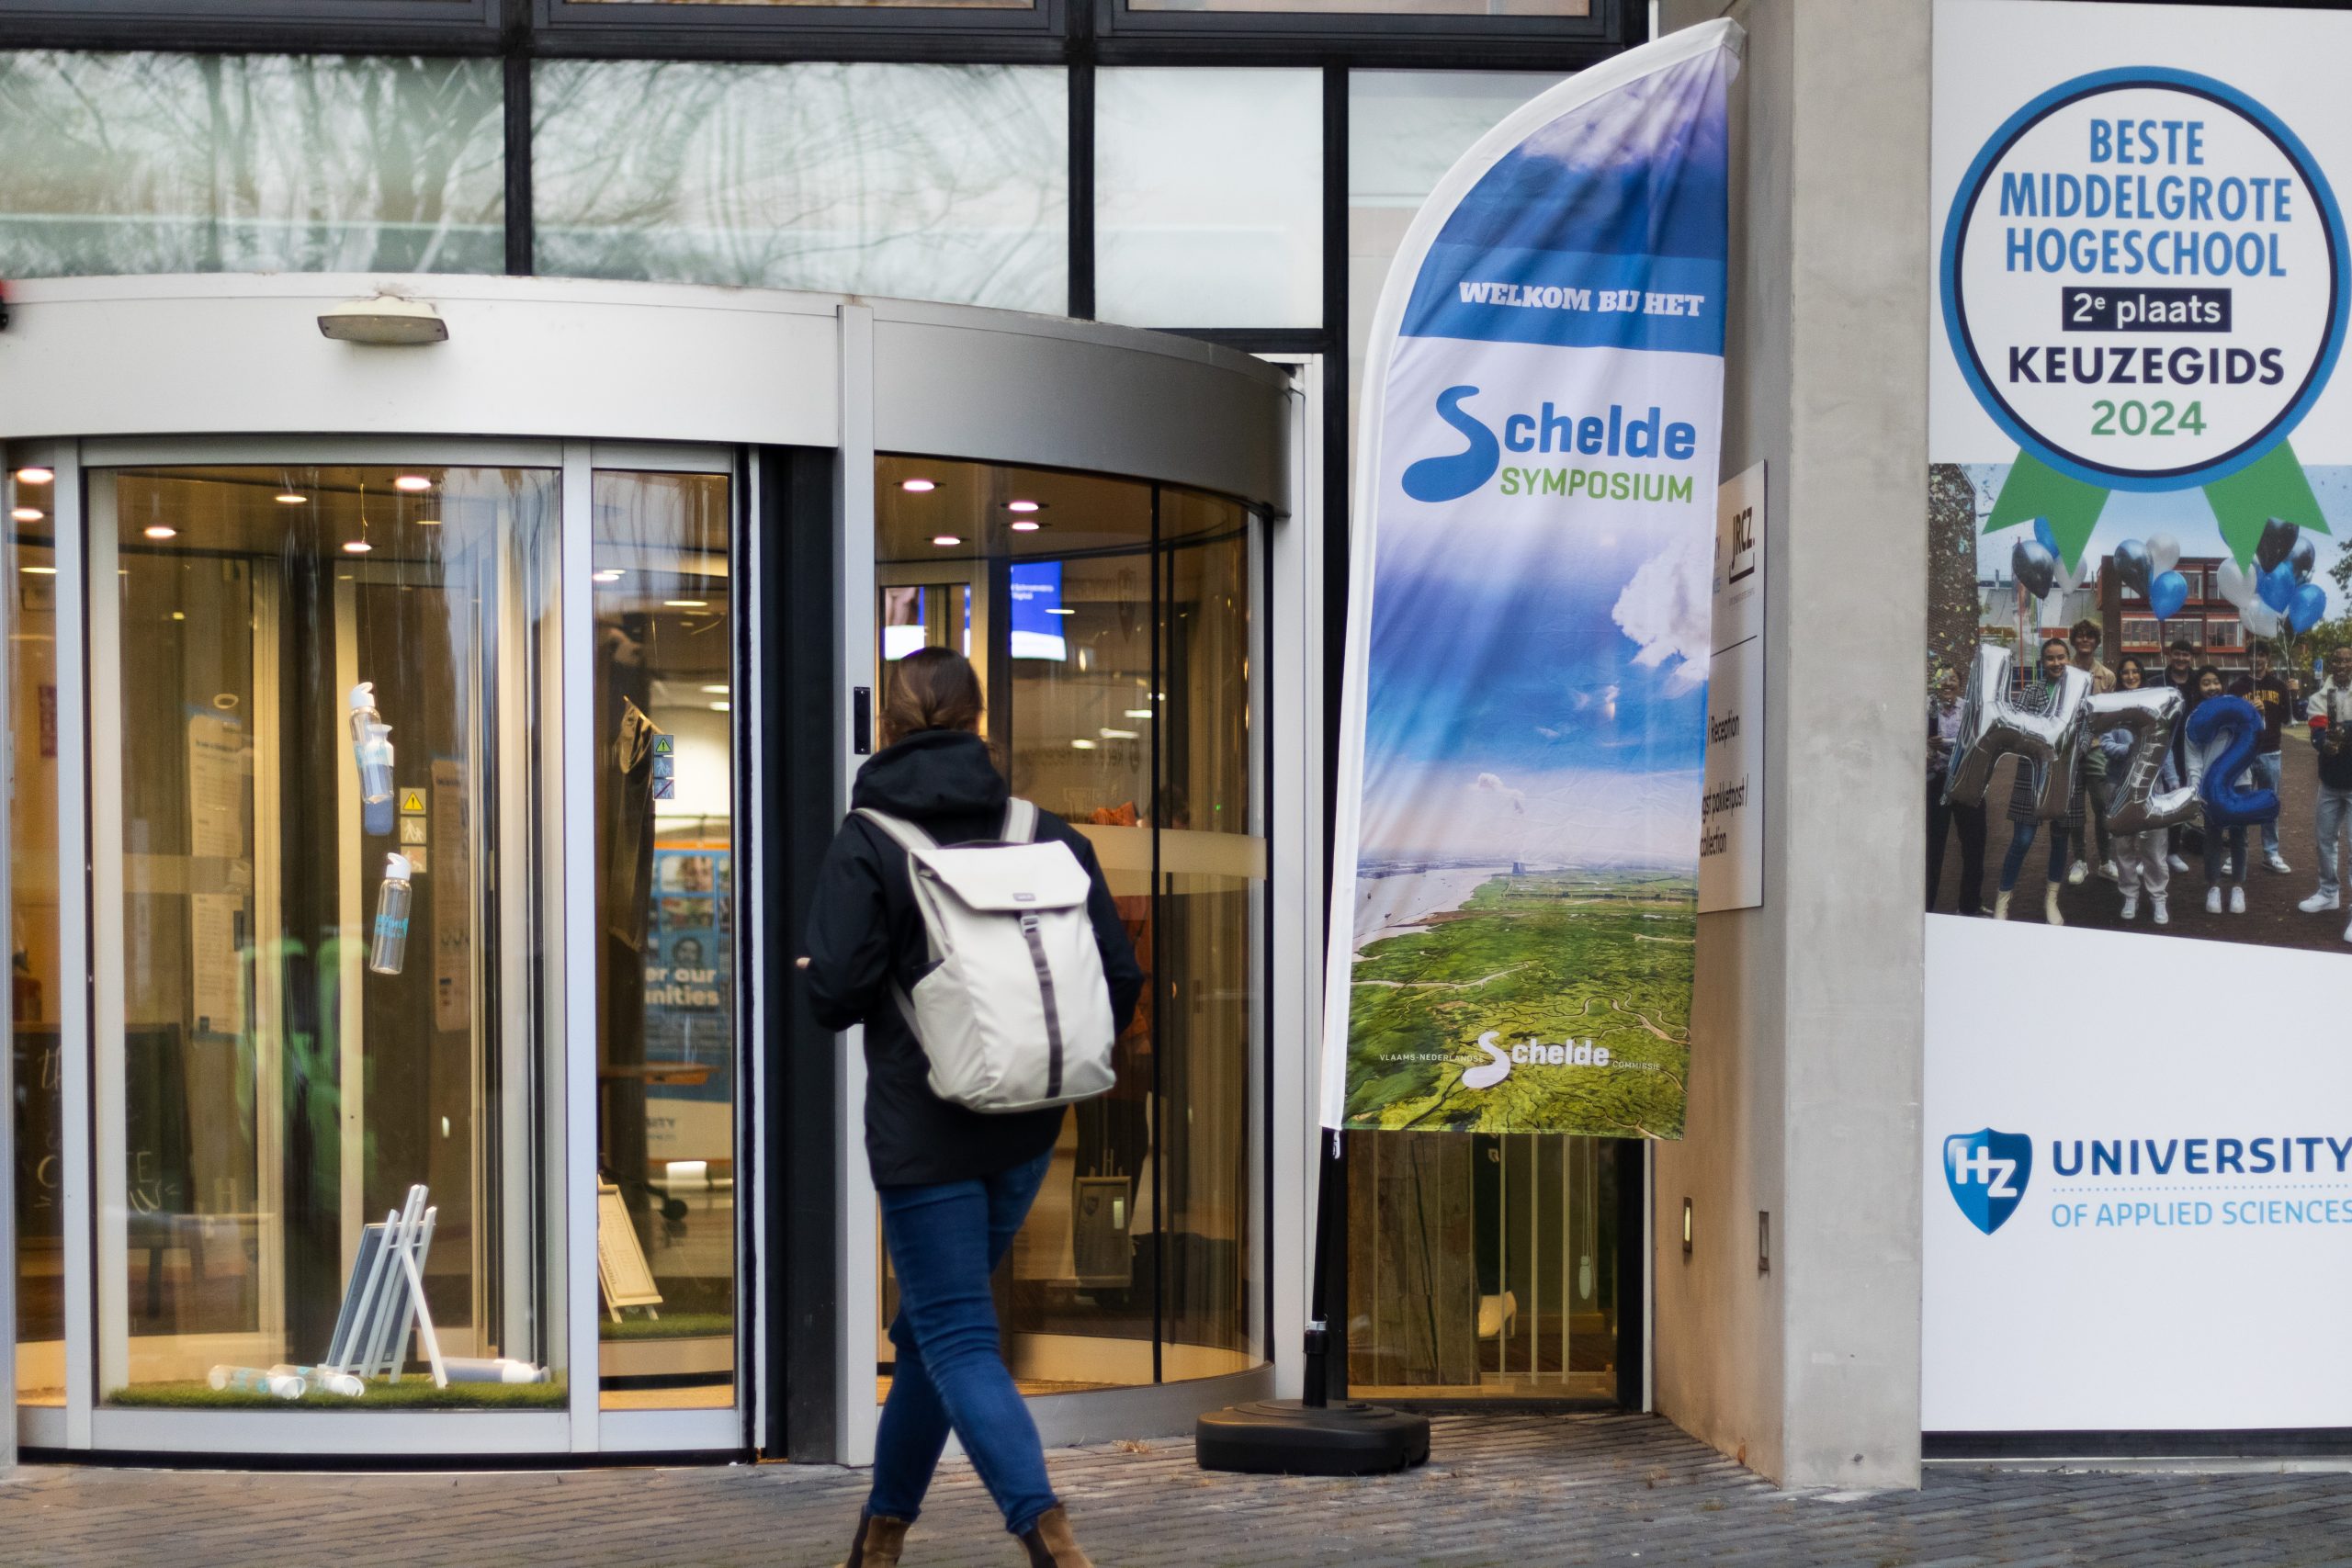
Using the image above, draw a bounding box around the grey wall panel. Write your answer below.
[871,310,1291,512]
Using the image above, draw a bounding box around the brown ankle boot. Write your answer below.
[840,1509,910,1568]
[1019,1506,1092,1567]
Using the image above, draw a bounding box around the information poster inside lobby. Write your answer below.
[1928,0,2352,1431]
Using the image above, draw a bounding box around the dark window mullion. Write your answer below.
[503,50,533,277]
[1068,22,1095,321]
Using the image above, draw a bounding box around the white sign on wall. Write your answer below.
[1699,461,1764,913]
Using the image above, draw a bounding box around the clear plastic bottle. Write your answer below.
[369,852,413,976]
[209,1364,304,1400]
[349,682,395,812]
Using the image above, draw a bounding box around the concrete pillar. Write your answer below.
[1652,0,1930,1489]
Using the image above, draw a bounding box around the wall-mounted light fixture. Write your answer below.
[1682,1198,1693,1258]
[1758,1211,1770,1275]
[318,294,447,346]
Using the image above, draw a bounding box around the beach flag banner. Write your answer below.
[1320,20,1742,1138]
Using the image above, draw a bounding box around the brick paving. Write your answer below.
[4,1413,2351,1566]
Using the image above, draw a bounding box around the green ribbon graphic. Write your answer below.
[1984,440,2331,570]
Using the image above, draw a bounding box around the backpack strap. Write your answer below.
[854,807,937,854]
[1001,797,1039,845]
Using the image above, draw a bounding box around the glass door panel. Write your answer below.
[873,457,1264,1400]
[589,468,739,1412]
[89,462,561,1410]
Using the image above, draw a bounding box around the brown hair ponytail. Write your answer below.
[879,647,986,749]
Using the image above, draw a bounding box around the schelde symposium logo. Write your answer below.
[1399,384,1704,505]
[1944,1127,2034,1235]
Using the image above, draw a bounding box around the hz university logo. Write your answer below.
[1944,1128,2032,1235]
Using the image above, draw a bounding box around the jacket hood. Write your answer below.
[852,729,1010,820]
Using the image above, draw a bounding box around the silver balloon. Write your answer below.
[2089,687,2199,832]
[2011,537,2058,601]
[2244,597,2287,639]
[1942,644,2090,822]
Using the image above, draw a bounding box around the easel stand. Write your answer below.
[324,1184,448,1390]
[1196,1133,1430,1475]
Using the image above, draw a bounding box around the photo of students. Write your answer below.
[2105,655,2172,926]
[1928,667,1986,916]
[1994,637,2078,925]
[2299,645,2352,942]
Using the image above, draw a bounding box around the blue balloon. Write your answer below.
[2149,569,2188,621]
[2187,694,2280,828]
[2290,581,2328,635]
[2032,516,2059,559]
[2257,561,2297,612]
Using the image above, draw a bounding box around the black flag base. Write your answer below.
[1195,1397,1430,1477]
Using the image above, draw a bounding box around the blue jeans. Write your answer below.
[2254,750,2284,854]
[871,1148,1057,1535]
[1997,819,2070,893]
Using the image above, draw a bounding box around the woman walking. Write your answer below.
[2104,655,2173,925]
[803,648,1143,1568]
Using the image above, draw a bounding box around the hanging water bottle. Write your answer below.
[369,852,413,976]
[349,683,396,831]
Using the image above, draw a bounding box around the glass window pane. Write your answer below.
[94,464,560,1408]
[1348,72,1566,468]
[1095,68,1322,330]
[0,52,505,280]
[534,62,1068,314]
[570,0,1030,6]
[1135,0,1584,10]
[6,458,61,1407]
[592,469,739,1411]
[872,457,1264,1394]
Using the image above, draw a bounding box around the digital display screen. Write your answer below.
[1009,561,1067,661]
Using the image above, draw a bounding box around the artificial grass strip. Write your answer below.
[108,1375,569,1411]
[599,1311,734,1343]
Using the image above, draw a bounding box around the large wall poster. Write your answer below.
[1320,21,1742,1138]
[1928,0,2352,1432]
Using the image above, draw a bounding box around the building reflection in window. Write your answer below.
[874,455,1264,1395]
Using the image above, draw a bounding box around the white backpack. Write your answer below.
[855,799,1118,1114]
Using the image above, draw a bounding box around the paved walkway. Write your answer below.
[4,1412,2350,1566]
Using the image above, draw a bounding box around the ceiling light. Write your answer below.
[1046,607,1076,616]
[14,468,53,486]
[393,475,433,492]
[19,565,55,576]
[1011,520,1041,533]
[1069,739,1097,750]
[593,569,624,582]
[1125,709,1154,719]
[701,684,729,694]
[1007,501,1041,513]
[276,492,307,505]
[665,599,708,609]
[143,525,177,540]
[931,535,962,548]
[171,611,185,622]
[900,479,937,493]
[343,539,372,555]
[710,701,731,713]
[10,507,41,523]
[414,517,440,527]
[317,293,447,346]
[1099,728,1137,740]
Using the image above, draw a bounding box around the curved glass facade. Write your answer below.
[875,455,1266,1393]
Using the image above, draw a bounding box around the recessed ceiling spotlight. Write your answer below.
[1046,606,1076,616]
[665,599,708,609]
[931,535,962,547]
[343,539,372,555]
[19,565,56,576]
[1069,739,1097,750]
[593,569,624,582]
[1011,520,1042,533]
[1099,728,1138,740]
[710,701,731,713]
[1125,709,1154,719]
[275,492,307,505]
[10,506,42,523]
[701,684,729,695]
[414,517,441,527]
[14,467,53,486]
[143,525,178,540]
[392,475,433,492]
[1007,500,1041,513]
[900,479,937,493]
